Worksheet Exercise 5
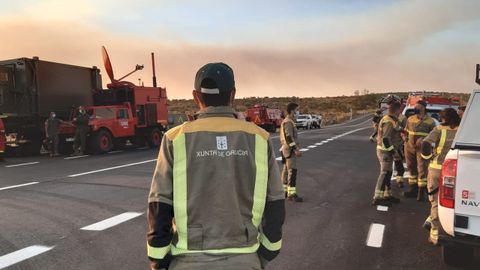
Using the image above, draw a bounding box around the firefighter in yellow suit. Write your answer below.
[421,108,460,245]
[403,100,436,201]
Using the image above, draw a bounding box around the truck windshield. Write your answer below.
[455,91,480,147]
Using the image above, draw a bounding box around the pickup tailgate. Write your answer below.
[455,150,480,236]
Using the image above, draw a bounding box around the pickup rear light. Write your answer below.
[440,158,457,209]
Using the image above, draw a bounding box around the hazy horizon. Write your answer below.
[1,0,479,99]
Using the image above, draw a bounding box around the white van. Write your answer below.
[438,90,480,266]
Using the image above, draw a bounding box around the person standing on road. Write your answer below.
[403,100,436,201]
[393,111,407,188]
[73,106,89,156]
[44,111,62,157]
[369,109,383,142]
[147,63,285,270]
[280,102,304,202]
[421,108,460,245]
[372,101,403,206]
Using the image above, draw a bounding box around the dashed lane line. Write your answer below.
[68,159,157,178]
[299,148,309,152]
[64,155,89,160]
[377,206,389,212]
[307,145,317,149]
[108,150,124,154]
[5,162,39,168]
[0,182,39,191]
[0,245,54,269]
[366,223,385,248]
[80,212,144,231]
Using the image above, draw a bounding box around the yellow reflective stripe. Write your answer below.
[376,145,393,151]
[288,142,296,147]
[421,153,433,160]
[252,134,268,227]
[147,243,171,259]
[408,131,429,137]
[172,243,260,256]
[260,234,282,251]
[173,133,188,250]
[432,129,447,166]
[429,163,442,169]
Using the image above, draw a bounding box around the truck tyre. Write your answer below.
[93,130,113,154]
[147,128,162,148]
[442,244,474,267]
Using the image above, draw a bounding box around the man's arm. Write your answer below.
[380,121,394,151]
[147,136,175,270]
[421,127,440,160]
[258,139,286,264]
[283,121,298,149]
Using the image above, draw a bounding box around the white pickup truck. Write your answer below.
[438,89,480,266]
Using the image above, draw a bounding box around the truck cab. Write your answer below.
[438,90,480,266]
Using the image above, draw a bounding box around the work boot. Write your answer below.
[403,185,418,198]
[385,196,401,203]
[287,194,303,202]
[396,176,404,188]
[369,136,375,143]
[372,198,392,207]
[417,187,427,202]
[423,217,432,231]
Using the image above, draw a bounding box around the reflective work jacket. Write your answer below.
[422,125,458,170]
[280,115,299,158]
[147,106,285,269]
[377,115,403,152]
[405,115,436,148]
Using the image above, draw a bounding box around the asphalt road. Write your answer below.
[1,115,479,269]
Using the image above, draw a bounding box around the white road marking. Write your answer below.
[108,150,123,154]
[81,212,144,231]
[0,245,54,269]
[275,157,282,161]
[307,145,317,149]
[5,162,39,168]
[377,206,389,212]
[321,140,329,143]
[366,223,385,248]
[64,155,89,160]
[299,148,309,152]
[315,143,324,146]
[68,159,157,177]
[0,182,39,191]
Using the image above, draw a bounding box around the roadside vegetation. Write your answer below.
[168,92,470,125]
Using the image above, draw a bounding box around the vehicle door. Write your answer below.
[453,91,480,237]
[113,108,135,137]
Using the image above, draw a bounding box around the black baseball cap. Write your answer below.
[194,63,235,94]
[417,100,427,107]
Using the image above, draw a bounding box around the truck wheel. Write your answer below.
[147,128,162,148]
[442,244,474,267]
[93,130,113,154]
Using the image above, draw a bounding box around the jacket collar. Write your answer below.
[196,106,237,119]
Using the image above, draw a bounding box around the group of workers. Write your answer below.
[372,95,462,245]
[44,106,89,157]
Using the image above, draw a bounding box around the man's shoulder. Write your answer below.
[165,118,269,141]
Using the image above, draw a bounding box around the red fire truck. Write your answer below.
[403,92,460,122]
[58,47,168,154]
[245,105,283,132]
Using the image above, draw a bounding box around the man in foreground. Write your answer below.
[147,63,285,270]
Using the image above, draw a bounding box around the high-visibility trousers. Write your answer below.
[428,168,441,244]
[281,155,298,196]
[405,144,428,188]
[374,149,393,199]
